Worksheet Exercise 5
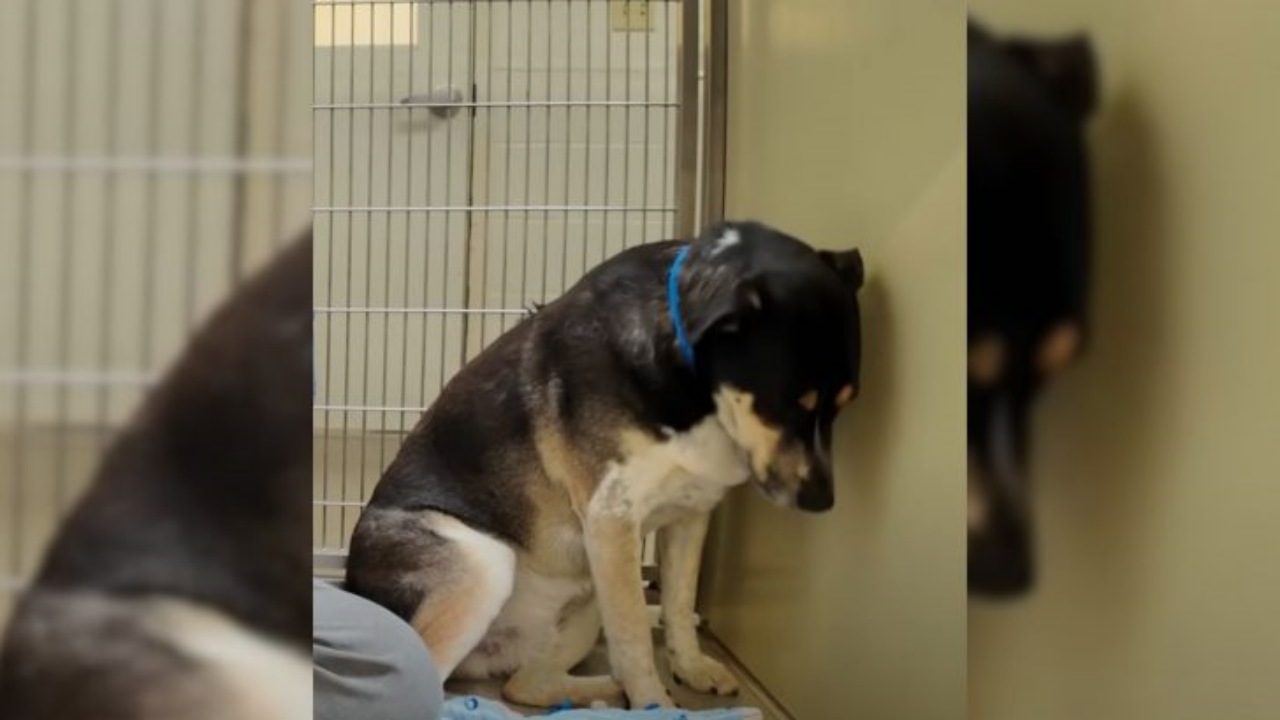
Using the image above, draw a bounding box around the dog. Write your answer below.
[345,220,865,708]
[0,232,313,719]
[968,21,1098,597]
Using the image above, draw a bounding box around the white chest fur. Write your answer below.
[592,416,752,531]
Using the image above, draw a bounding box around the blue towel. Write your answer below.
[442,695,762,720]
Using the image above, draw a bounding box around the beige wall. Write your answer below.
[699,2,967,718]
[968,2,1280,719]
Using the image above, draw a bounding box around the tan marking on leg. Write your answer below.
[410,514,515,677]
[410,580,489,675]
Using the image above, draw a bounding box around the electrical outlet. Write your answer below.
[611,0,651,32]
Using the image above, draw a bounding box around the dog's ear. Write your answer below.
[1004,34,1099,120]
[819,248,865,293]
[688,277,765,342]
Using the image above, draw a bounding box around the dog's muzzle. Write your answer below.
[754,418,837,512]
[795,471,835,512]
[794,419,835,512]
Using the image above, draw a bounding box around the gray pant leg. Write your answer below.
[313,580,444,720]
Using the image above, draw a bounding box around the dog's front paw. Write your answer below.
[670,652,739,696]
[624,680,675,710]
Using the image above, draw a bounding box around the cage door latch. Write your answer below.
[400,86,465,119]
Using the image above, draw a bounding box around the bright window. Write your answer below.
[314,1,419,47]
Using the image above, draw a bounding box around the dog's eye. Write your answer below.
[969,334,1006,386]
[1038,322,1082,377]
[798,390,819,412]
[835,384,856,408]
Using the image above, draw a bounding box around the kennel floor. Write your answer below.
[446,627,788,719]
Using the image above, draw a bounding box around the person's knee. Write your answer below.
[313,581,444,720]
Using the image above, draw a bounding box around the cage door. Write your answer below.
[313,0,475,552]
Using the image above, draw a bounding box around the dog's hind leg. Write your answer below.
[346,508,516,679]
[502,598,625,708]
[406,513,517,677]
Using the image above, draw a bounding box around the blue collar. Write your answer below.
[667,245,696,367]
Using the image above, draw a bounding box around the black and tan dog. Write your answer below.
[346,220,864,708]
[0,233,313,719]
[968,22,1098,596]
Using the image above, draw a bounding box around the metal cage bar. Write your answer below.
[701,0,727,228]
[675,0,700,240]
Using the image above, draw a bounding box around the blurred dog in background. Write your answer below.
[968,22,1099,596]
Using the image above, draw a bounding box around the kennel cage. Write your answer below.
[0,0,311,622]
[311,0,725,570]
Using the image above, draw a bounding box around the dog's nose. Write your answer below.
[795,474,834,512]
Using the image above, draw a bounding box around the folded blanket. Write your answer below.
[442,695,763,720]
